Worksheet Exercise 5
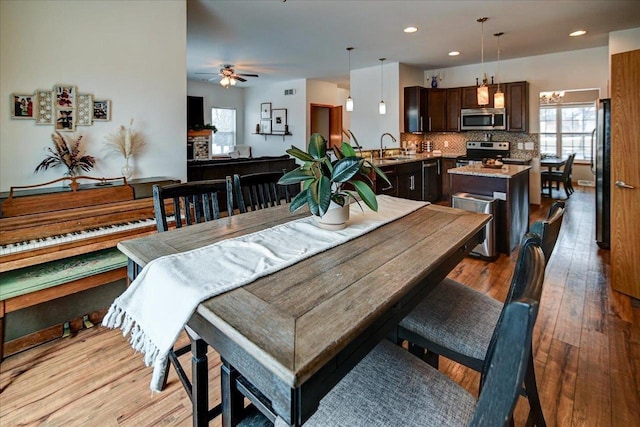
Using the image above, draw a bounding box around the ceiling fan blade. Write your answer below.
[195,72,217,75]
[234,76,247,82]
[236,73,259,78]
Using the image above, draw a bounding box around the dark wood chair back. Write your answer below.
[152,178,233,232]
[233,171,290,213]
[470,297,540,426]
[530,201,566,262]
[561,153,576,181]
[482,234,545,385]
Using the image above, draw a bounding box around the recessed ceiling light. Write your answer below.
[448,51,460,56]
[570,30,587,37]
[404,26,418,33]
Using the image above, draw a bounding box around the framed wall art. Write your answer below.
[55,108,76,132]
[76,94,93,126]
[55,85,76,109]
[271,108,287,133]
[93,99,111,121]
[260,102,271,119]
[11,93,35,119]
[35,90,53,124]
[260,119,271,134]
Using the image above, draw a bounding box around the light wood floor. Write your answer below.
[1,187,638,426]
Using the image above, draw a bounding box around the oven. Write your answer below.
[456,141,510,167]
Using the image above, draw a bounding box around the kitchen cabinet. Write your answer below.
[404,87,447,133]
[446,88,462,131]
[440,157,457,201]
[396,162,422,200]
[375,164,398,197]
[461,84,499,109]
[505,81,529,132]
[422,159,441,202]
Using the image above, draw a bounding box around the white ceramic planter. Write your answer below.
[317,201,350,230]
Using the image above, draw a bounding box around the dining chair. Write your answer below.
[151,178,234,422]
[396,233,553,427]
[542,153,575,198]
[233,170,290,213]
[293,237,545,427]
[531,201,565,262]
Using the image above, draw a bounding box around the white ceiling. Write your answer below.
[187,0,640,88]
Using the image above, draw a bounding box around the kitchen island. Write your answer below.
[449,164,531,254]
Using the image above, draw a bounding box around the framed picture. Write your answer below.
[271,108,287,133]
[35,90,53,124]
[54,85,76,109]
[93,99,111,121]
[11,93,35,119]
[260,119,271,134]
[76,94,93,126]
[55,108,76,132]
[260,102,271,119]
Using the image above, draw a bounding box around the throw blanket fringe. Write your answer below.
[103,195,428,391]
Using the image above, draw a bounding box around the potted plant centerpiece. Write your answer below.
[278,133,391,229]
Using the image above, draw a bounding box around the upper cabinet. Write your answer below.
[505,81,529,132]
[446,88,461,132]
[461,84,499,109]
[404,87,447,133]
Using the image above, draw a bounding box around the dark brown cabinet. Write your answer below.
[446,88,461,131]
[461,84,499,109]
[404,87,447,133]
[375,165,398,196]
[440,157,457,201]
[396,162,422,200]
[505,81,529,132]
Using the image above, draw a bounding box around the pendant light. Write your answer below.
[494,32,505,108]
[346,47,354,112]
[379,58,386,115]
[476,17,489,106]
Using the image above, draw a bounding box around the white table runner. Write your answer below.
[102,195,427,391]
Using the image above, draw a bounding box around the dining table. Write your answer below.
[540,156,566,197]
[117,200,490,427]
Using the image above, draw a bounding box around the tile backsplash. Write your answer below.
[400,131,539,160]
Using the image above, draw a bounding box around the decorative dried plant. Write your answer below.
[104,118,146,159]
[34,132,96,175]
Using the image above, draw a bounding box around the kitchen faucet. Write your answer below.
[380,133,397,158]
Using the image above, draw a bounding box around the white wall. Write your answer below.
[187,80,245,145]
[244,80,307,157]
[350,62,401,151]
[609,28,640,55]
[0,0,187,192]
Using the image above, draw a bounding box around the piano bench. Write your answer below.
[0,248,127,360]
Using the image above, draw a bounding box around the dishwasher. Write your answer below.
[452,192,497,260]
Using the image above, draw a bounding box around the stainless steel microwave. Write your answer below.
[460,108,507,131]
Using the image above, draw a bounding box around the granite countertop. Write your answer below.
[448,164,531,178]
[370,152,463,166]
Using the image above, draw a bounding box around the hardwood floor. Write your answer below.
[1,186,638,426]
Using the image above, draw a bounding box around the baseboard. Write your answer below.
[578,180,595,187]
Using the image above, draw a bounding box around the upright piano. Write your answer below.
[0,175,177,358]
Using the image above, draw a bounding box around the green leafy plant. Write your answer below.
[278,133,391,216]
[191,123,217,132]
[34,132,96,176]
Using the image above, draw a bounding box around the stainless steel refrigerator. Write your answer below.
[594,98,611,249]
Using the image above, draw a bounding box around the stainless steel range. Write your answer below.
[456,141,510,167]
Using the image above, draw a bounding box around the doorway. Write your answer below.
[310,104,343,149]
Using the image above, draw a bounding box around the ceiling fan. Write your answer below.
[195,64,259,88]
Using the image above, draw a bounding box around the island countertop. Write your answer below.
[448,164,531,179]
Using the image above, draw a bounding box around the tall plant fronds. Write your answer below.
[34,132,96,174]
[104,118,146,158]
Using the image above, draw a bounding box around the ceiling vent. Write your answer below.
[284,89,296,96]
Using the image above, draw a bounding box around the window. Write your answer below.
[211,107,236,155]
[539,91,597,161]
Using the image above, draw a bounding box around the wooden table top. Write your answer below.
[540,157,566,167]
[118,202,489,389]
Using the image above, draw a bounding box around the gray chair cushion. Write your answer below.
[302,340,476,427]
[399,278,502,361]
